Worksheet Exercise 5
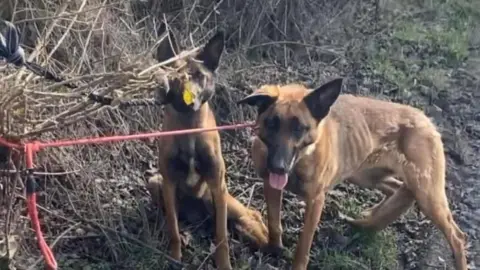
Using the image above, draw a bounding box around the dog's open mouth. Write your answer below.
[269,173,288,190]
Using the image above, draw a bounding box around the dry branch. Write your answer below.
[0,49,200,138]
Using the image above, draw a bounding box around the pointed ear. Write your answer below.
[302,78,343,121]
[155,27,179,63]
[197,31,225,72]
[237,93,277,115]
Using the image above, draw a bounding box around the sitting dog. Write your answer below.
[147,30,268,269]
[237,78,467,270]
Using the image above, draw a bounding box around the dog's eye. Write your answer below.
[265,120,275,129]
[264,117,278,130]
[293,124,308,137]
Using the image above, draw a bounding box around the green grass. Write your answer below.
[392,20,469,64]
[313,229,398,270]
[366,0,476,94]
[310,197,398,270]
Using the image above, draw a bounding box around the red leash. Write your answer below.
[26,182,58,270]
[29,122,255,149]
[0,122,256,270]
[25,143,57,270]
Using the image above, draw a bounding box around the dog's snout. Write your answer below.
[267,145,290,174]
[268,157,288,174]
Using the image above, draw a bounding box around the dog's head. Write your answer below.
[155,29,225,112]
[237,78,343,190]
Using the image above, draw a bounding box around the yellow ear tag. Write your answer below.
[183,81,195,106]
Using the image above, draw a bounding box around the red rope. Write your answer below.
[25,143,58,270]
[35,122,255,149]
[0,137,22,149]
[0,122,256,270]
[27,193,58,270]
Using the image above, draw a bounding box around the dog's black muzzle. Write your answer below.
[266,144,296,175]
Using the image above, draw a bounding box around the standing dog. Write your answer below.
[146,30,268,270]
[237,78,467,270]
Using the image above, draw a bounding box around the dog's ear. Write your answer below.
[302,78,343,121]
[237,93,277,115]
[197,31,225,72]
[238,85,280,114]
[155,27,180,63]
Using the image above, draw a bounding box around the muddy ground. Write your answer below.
[417,58,480,269]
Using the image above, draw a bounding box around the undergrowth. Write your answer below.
[364,0,477,99]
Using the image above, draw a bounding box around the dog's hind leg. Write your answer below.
[401,132,467,270]
[346,167,402,196]
[346,167,403,217]
[226,193,269,248]
[343,183,415,231]
[201,190,269,248]
[412,187,467,270]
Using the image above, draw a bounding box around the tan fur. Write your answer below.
[241,81,467,270]
[146,31,268,270]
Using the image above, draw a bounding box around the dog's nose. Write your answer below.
[267,158,288,174]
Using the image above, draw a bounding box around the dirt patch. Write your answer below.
[418,67,480,269]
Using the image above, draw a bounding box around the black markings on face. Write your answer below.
[264,114,280,132]
[162,61,216,112]
[290,116,309,140]
[263,114,309,141]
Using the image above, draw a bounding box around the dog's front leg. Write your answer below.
[161,178,182,260]
[263,178,284,253]
[209,179,232,270]
[292,189,326,270]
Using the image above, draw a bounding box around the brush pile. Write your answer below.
[0,25,196,139]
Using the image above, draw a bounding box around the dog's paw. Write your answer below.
[146,174,163,205]
[338,211,356,223]
[168,241,182,261]
[179,231,192,247]
[147,174,164,186]
[235,209,269,247]
[248,210,268,234]
[338,211,372,229]
[359,208,373,218]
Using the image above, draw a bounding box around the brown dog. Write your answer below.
[237,78,468,270]
[146,30,268,269]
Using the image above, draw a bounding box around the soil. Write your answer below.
[416,57,480,269]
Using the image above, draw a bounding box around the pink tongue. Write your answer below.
[269,173,288,190]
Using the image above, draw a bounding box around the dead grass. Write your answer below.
[0,0,477,269]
